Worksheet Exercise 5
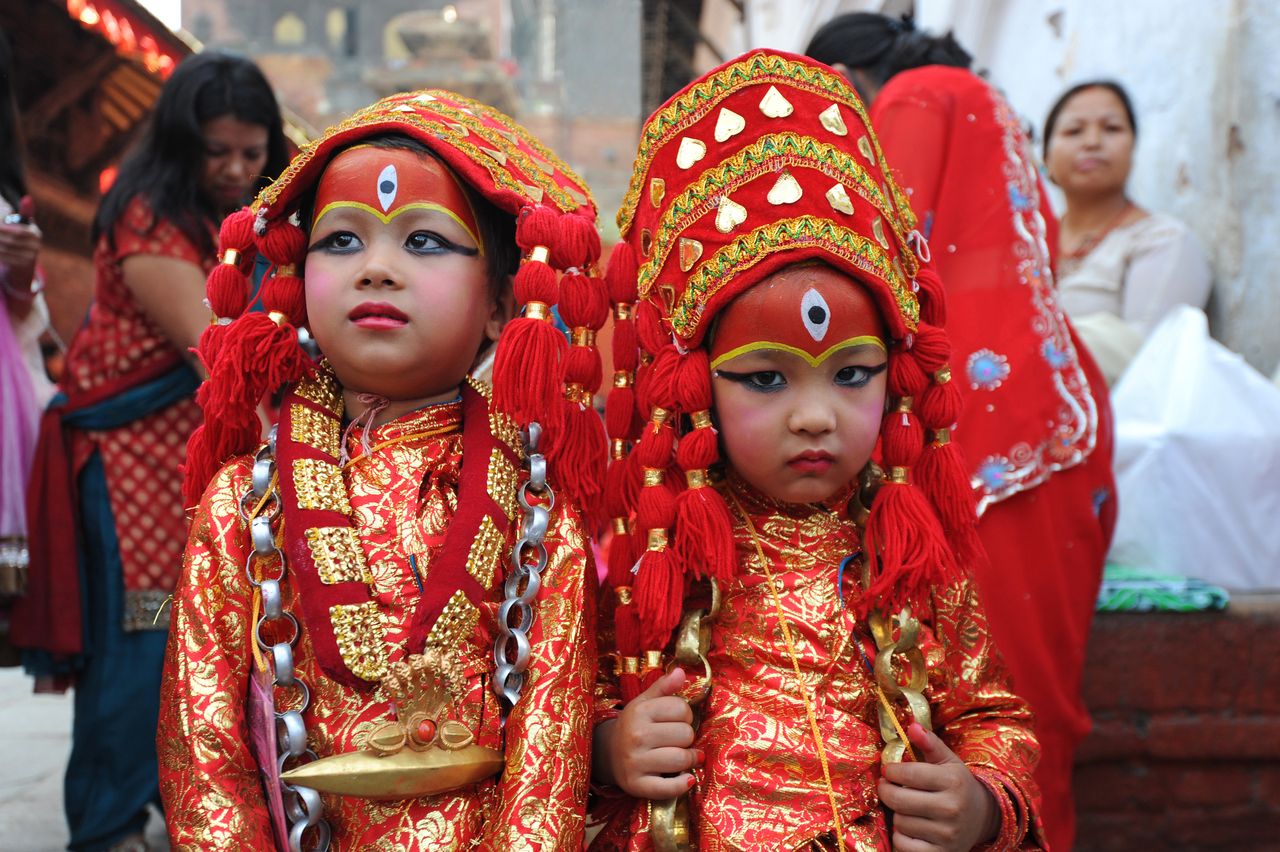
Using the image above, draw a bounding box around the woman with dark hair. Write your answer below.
[808,14,1116,850]
[10,50,286,851]
[1045,80,1211,383]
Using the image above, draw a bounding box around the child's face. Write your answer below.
[304,146,504,401]
[709,264,888,505]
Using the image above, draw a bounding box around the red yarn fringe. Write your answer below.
[861,481,957,617]
[674,485,735,583]
[634,548,684,647]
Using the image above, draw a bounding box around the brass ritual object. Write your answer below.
[868,606,933,763]
[650,579,720,852]
[280,650,502,800]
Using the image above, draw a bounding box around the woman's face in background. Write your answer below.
[1046,86,1136,197]
[199,114,269,212]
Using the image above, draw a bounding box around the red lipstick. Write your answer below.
[349,301,409,329]
[787,450,835,474]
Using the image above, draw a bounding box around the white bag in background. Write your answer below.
[1109,305,1280,590]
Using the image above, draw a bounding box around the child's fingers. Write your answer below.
[891,829,943,852]
[633,667,687,703]
[634,745,702,776]
[877,777,947,818]
[629,772,696,801]
[907,722,962,766]
[893,813,960,849]
[881,759,951,792]
[642,695,694,725]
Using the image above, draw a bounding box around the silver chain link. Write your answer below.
[491,422,553,721]
[241,426,331,852]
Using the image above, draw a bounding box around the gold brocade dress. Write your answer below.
[593,478,1043,851]
[159,395,596,851]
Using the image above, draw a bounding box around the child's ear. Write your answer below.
[483,275,516,343]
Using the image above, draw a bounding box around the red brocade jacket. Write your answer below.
[592,481,1044,850]
[158,379,596,850]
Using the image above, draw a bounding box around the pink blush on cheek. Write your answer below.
[302,265,340,315]
[718,404,774,469]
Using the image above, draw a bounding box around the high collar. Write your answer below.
[721,467,858,524]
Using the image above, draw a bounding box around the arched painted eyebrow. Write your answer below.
[709,336,886,370]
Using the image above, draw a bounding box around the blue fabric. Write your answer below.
[44,367,192,848]
[65,453,167,850]
[21,365,198,685]
[61,364,200,430]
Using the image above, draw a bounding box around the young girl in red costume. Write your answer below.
[159,91,607,850]
[591,51,1045,850]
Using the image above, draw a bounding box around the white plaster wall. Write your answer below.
[916,0,1280,373]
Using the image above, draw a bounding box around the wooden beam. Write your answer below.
[23,51,120,136]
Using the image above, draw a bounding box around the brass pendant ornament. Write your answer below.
[649,579,720,852]
[280,650,503,801]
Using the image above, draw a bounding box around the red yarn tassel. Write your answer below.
[881,405,925,467]
[914,266,947,327]
[492,259,566,427]
[518,206,599,270]
[614,600,643,703]
[918,374,962,431]
[551,395,608,526]
[634,547,683,647]
[255,219,307,267]
[605,242,639,300]
[635,300,669,356]
[889,350,929,398]
[862,480,956,617]
[911,324,951,374]
[916,439,984,570]
[605,385,636,444]
[205,263,250,320]
[632,421,675,469]
[674,484,735,583]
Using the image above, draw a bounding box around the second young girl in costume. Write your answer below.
[159,91,607,849]
[591,51,1044,850]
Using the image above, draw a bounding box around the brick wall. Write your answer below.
[1073,593,1280,850]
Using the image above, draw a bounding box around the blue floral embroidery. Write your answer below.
[1042,340,1070,369]
[1007,182,1034,212]
[977,456,1013,491]
[967,348,1010,390]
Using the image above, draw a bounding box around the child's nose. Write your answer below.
[358,245,401,289]
[788,393,837,435]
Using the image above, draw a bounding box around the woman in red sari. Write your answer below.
[808,15,1116,850]
[12,51,287,851]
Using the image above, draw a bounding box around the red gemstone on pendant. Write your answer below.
[416,719,437,743]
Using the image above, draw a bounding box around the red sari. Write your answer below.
[870,65,1117,852]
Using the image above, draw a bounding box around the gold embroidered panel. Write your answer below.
[466,516,505,589]
[426,590,481,653]
[486,448,519,521]
[329,601,389,681]
[293,459,352,514]
[293,371,342,412]
[290,404,340,458]
[305,526,370,585]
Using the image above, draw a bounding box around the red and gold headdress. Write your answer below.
[604,50,979,696]
[184,90,608,511]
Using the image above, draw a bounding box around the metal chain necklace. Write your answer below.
[492,421,552,720]
[243,426,331,852]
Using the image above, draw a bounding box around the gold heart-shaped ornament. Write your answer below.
[676,137,707,170]
[767,171,803,205]
[714,107,746,142]
[826,183,854,215]
[715,195,748,233]
[759,85,794,118]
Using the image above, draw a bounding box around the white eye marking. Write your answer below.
[377,164,398,212]
[801,288,830,342]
